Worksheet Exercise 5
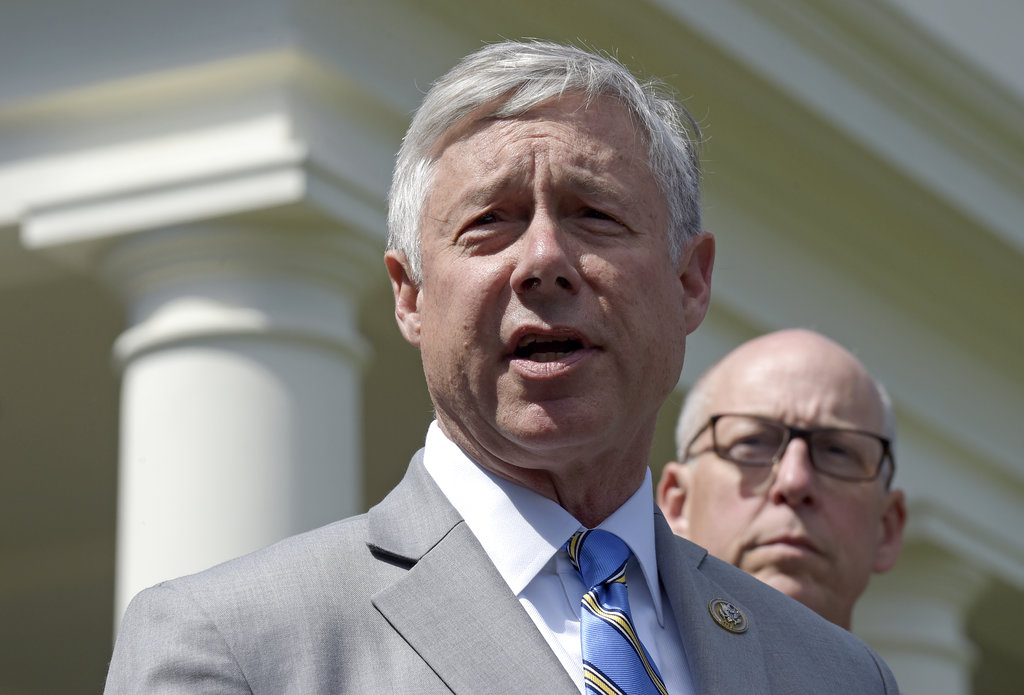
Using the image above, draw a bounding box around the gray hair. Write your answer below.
[674,367,716,462]
[386,40,704,284]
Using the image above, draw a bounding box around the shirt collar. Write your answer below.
[592,466,664,623]
[422,421,665,622]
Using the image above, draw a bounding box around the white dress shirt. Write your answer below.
[423,421,694,694]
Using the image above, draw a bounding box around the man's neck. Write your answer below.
[435,418,653,528]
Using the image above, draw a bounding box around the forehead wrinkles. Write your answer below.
[448,114,648,200]
[438,93,647,166]
[466,114,613,167]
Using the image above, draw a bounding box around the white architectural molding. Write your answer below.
[9,49,399,274]
[903,496,1024,591]
[884,0,1024,98]
[2,52,303,227]
[649,0,1024,257]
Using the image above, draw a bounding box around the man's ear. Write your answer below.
[656,461,692,537]
[872,488,907,574]
[385,250,422,347]
[677,232,715,335]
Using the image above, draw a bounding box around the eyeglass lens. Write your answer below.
[713,414,884,480]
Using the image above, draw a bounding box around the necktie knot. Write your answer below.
[567,529,630,589]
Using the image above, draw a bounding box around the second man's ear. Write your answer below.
[656,461,692,537]
[872,488,907,574]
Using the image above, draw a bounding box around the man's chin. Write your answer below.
[497,403,610,447]
[751,568,818,604]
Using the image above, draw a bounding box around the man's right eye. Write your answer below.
[730,437,774,452]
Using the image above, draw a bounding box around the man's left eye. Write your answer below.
[583,208,615,221]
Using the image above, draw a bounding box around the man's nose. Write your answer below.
[768,436,819,507]
[510,210,581,295]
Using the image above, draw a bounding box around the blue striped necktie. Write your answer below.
[567,529,668,695]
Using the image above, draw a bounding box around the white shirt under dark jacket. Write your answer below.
[423,421,695,695]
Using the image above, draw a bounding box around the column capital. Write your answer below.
[100,221,379,368]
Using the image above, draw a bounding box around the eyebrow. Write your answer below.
[565,171,635,205]
[452,165,639,214]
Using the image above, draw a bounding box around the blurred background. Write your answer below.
[1,1,1021,692]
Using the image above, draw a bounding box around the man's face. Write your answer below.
[387,95,713,490]
[666,336,904,627]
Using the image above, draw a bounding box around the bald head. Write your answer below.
[676,329,894,464]
[658,329,905,628]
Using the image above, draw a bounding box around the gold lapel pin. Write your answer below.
[709,598,748,633]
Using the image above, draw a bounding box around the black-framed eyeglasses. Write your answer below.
[684,413,895,485]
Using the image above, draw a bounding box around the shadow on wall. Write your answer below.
[0,274,122,694]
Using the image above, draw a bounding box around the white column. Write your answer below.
[853,543,986,695]
[102,222,379,625]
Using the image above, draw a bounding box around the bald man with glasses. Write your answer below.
[657,329,906,629]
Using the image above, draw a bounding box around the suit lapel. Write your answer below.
[368,454,576,694]
[655,513,771,693]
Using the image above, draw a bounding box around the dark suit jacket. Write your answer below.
[105,451,899,693]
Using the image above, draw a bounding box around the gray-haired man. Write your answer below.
[107,43,898,694]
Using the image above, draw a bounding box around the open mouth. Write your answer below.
[513,335,585,363]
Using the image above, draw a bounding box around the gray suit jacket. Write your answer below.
[105,452,899,693]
